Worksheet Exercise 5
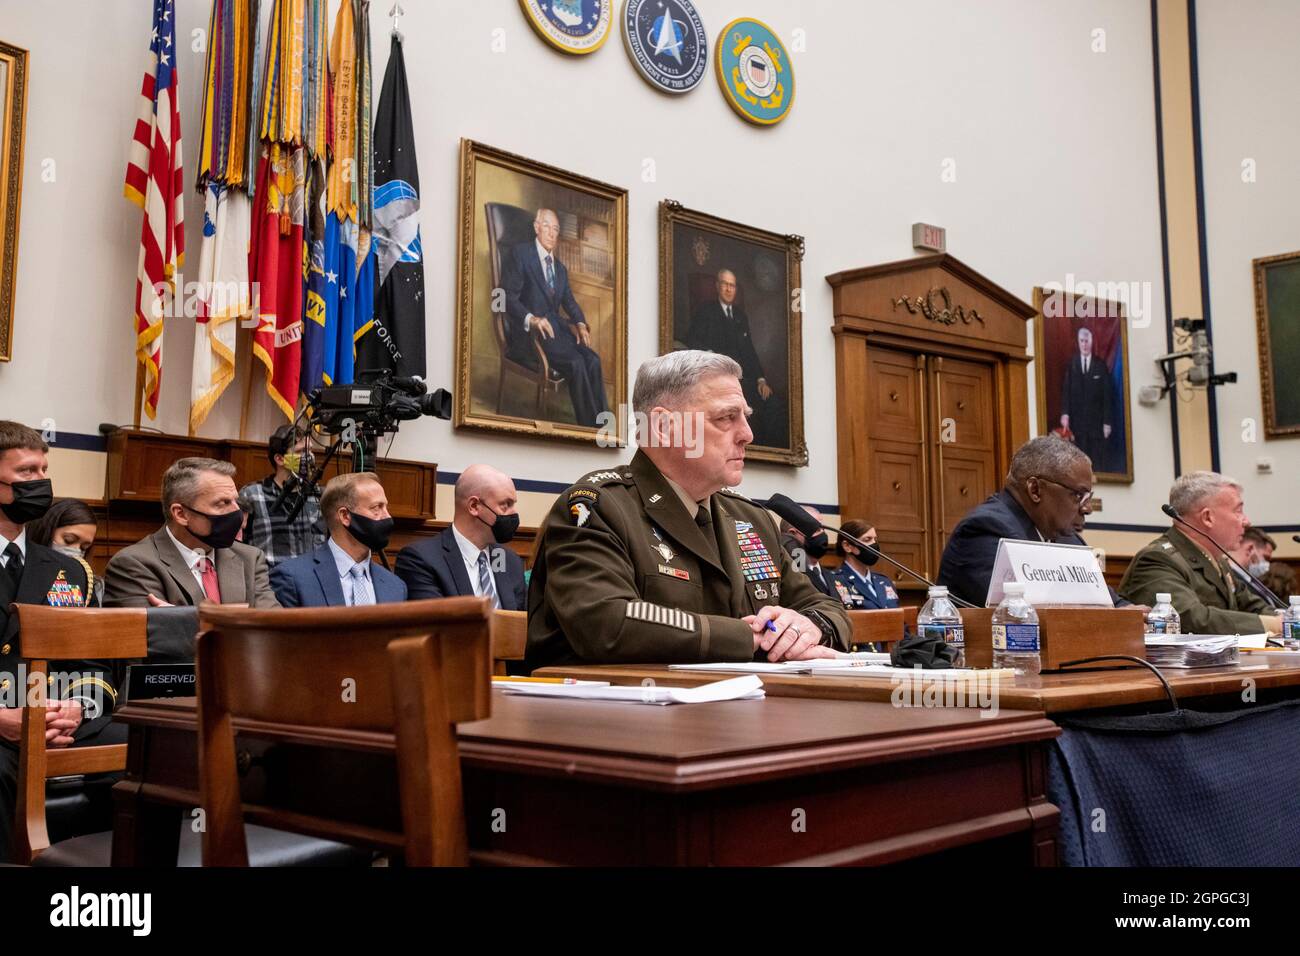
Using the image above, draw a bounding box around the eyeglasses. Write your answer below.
[1033,476,1094,508]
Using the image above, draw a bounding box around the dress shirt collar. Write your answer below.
[166,526,212,572]
[662,474,710,521]
[535,239,556,271]
[451,522,490,568]
[328,536,369,580]
[0,528,26,564]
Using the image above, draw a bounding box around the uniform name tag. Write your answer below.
[658,564,690,581]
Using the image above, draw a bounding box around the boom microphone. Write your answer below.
[1161,504,1286,609]
[763,493,978,609]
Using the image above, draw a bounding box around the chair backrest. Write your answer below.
[11,604,147,863]
[848,608,907,648]
[485,202,537,354]
[195,597,491,866]
[490,609,527,676]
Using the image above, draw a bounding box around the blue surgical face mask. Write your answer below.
[1248,560,1270,577]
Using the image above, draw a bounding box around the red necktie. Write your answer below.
[198,555,221,603]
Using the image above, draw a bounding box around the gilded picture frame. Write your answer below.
[1032,286,1135,484]
[454,139,628,445]
[658,199,807,466]
[0,41,29,363]
[1252,250,1300,438]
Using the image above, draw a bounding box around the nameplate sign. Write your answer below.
[125,664,196,701]
[985,539,1113,608]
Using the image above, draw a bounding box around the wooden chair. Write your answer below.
[12,604,145,864]
[195,596,492,867]
[847,606,919,651]
[490,609,527,676]
[485,202,567,418]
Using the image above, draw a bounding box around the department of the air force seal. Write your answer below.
[715,17,794,125]
[519,0,613,55]
[621,0,708,94]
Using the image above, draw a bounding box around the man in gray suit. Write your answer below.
[104,457,280,609]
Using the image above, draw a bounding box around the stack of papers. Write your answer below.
[501,674,765,705]
[1145,634,1239,668]
[670,656,1015,679]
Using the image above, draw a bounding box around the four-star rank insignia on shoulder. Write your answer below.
[568,487,599,526]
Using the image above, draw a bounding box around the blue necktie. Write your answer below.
[545,255,555,293]
[477,550,501,609]
[349,563,375,606]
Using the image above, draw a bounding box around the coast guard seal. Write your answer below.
[621,0,708,94]
[715,17,795,125]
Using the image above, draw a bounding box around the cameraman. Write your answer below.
[238,425,326,567]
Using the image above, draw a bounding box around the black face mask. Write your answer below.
[0,478,53,524]
[183,505,243,550]
[476,503,520,545]
[346,511,394,552]
[856,546,880,568]
[802,531,829,560]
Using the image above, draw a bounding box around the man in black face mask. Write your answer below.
[103,458,280,609]
[779,504,836,598]
[395,464,526,609]
[0,421,121,863]
[270,472,406,607]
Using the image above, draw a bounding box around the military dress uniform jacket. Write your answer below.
[525,451,852,670]
[0,542,119,735]
[832,565,900,611]
[1118,526,1274,635]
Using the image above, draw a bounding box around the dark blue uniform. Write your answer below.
[832,564,900,611]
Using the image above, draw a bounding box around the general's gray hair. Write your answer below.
[161,457,236,515]
[1169,470,1242,516]
[1008,436,1091,483]
[632,350,742,415]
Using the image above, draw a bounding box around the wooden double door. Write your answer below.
[860,345,1000,589]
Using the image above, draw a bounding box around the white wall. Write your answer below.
[1196,0,1300,528]
[0,0,1175,522]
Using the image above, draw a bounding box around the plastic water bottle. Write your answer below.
[992,582,1041,675]
[1146,592,1181,635]
[1283,596,1300,644]
[917,586,965,666]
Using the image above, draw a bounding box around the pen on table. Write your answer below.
[491,676,578,684]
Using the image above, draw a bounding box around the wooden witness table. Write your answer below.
[535,651,1300,714]
[110,692,1060,866]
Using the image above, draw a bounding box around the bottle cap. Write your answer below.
[1003,583,1025,596]
[1156,592,1171,603]
[928,586,947,596]
[1291,596,1300,606]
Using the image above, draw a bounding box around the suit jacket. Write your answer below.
[684,300,765,392]
[102,527,280,609]
[394,526,526,610]
[937,488,1108,608]
[1119,527,1273,634]
[501,240,586,349]
[270,543,407,607]
[1060,353,1112,439]
[778,534,836,598]
[0,542,118,737]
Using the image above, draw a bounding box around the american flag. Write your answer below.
[125,0,185,420]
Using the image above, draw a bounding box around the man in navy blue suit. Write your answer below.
[270,472,407,607]
[394,464,526,609]
[500,208,609,427]
[938,436,1125,608]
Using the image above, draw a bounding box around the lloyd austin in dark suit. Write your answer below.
[500,208,609,427]
[1060,327,1113,472]
[684,269,782,447]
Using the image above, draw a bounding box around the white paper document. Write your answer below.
[669,653,894,675]
[501,674,766,705]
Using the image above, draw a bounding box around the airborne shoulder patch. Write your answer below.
[567,487,599,527]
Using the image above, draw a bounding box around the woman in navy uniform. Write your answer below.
[832,519,900,611]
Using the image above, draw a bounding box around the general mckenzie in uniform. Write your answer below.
[526,351,851,669]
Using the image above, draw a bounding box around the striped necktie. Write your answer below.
[349,563,375,606]
[477,550,501,609]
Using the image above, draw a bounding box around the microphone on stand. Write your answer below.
[1161,504,1286,610]
[763,493,979,609]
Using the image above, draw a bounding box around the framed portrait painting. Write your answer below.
[658,200,806,466]
[455,139,627,444]
[0,40,29,363]
[1253,250,1300,437]
[1033,286,1134,483]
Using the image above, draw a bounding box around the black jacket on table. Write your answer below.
[937,488,1124,608]
[394,525,527,609]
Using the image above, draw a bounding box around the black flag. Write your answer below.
[359,34,425,378]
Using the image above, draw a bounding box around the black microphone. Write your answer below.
[1293,534,1300,545]
[764,493,978,609]
[1161,504,1286,610]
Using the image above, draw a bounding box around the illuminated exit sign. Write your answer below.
[912,222,946,252]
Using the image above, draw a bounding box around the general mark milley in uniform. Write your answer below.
[526,350,851,669]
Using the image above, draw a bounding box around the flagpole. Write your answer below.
[132,361,145,430]
[239,325,256,440]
